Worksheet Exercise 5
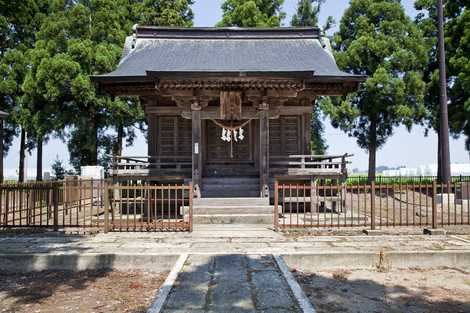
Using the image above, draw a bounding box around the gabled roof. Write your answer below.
[93,26,365,84]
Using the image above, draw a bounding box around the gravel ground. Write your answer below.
[0,270,167,313]
[294,267,470,313]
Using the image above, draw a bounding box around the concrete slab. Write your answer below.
[362,229,386,235]
[424,228,447,235]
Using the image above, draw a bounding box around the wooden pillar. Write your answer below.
[147,114,157,157]
[303,112,311,154]
[259,101,269,197]
[191,101,202,197]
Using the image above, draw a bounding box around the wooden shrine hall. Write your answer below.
[94,26,364,199]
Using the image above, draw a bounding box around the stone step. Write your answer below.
[188,205,274,215]
[194,197,269,206]
[202,177,259,185]
[201,190,260,198]
[192,214,273,224]
[202,183,259,189]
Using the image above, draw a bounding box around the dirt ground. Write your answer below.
[0,270,167,313]
[294,267,470,313]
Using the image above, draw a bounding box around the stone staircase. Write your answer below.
[191,197,273,224]
[201,177,260,198]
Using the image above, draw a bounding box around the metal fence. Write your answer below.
[0,179,104,230]
[0,180,193,232]
[105,182,193,232]
[274,179,470,230]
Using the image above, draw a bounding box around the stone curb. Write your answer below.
[1,250,470,273]
[282,250,470,271]
[147,254,188,313]
[0,253,179,273]
[274,254,316,313]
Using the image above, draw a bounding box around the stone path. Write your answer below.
[161,254,302,313]
[2,225,470,256]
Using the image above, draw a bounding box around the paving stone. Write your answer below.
[160,254,302,313]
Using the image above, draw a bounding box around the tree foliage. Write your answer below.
[416,0,470,160]
[217,0,285,27]
[291,0,332,154]
[291,0,334,31]
[324,0,428,181]
[21,0,193,173]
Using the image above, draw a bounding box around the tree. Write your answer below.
[324,0,428,182]
[0,0,49,181]
[446,2,470,162]
[217,0,285,27]
[24,0,194,174]
[132,0,194,26]
[51,157,66,180]
[291,0,334,31]
[291,0,333,154]
[415,1,470,167]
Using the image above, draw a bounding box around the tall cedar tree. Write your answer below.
[324,0,428,182]
[291,0,332,154]
[446,2,470,162]
[0,0,49,181]
[217,0,285,27]
[415,0,470,164]
[23,0,193,174]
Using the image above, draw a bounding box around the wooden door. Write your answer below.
[204,120,255,176]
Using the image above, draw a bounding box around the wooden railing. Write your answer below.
[111,155,192,178]
[271,154,352,178]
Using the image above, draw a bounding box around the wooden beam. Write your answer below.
[180,106,312,119]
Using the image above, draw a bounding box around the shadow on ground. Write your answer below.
[294,267,470,313]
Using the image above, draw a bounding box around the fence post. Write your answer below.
[370,181,376,230]
[189,183,193,232]
[53,183,59,231]
[432,180,437,229]
[104,181,110,233]
[274,180,279,231]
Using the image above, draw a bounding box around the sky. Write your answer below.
[5,0,469,178]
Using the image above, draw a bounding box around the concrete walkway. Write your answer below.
[1,225,470,272]
[1,225,470,256]
[161,254,302,313]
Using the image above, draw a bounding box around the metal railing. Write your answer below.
[104,182,193,232]
[274,179,470,230]
[0,179,104,230]
[0,180,193,232]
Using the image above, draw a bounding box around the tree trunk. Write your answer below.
[113,124,124,156]
[437,129,442,180]
[36,136,43,181]
[0,120,4,183]
[367,119,377,183]
[18,128,26,182]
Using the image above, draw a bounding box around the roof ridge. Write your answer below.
[134,26,321,40]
